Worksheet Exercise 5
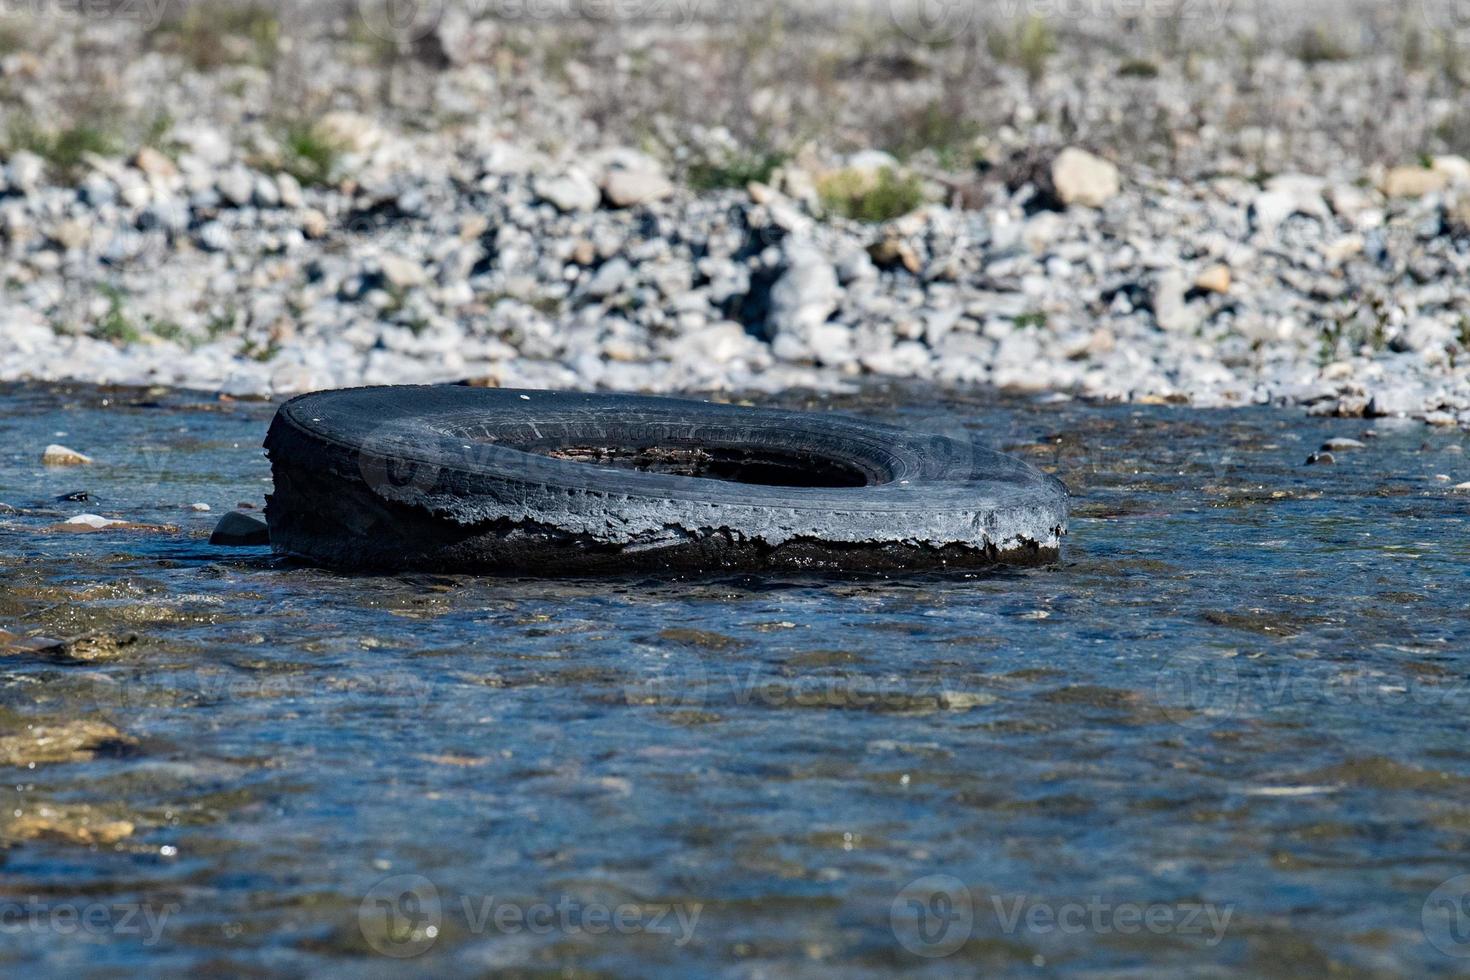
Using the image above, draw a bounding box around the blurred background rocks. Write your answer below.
[0,0,1467,426]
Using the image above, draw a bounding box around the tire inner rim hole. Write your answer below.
[537,444,873,488]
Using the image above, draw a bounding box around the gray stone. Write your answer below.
[766,243,841,350]
[585,258,633,298]
[140,198,190,234]
[1367,388,1419,418]
[197,221,233,252]
[380,254,428,289]
[1050,148,1120,208]
[1152,269,1198,332]
[276,172,304,209]
[210,511,270,547]
[534,170,600,213]
[6,151,44,194]
[603,170,673,208]
[217,167,255,207]
[252,174,281,208]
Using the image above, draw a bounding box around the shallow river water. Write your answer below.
[1,382,1468,978]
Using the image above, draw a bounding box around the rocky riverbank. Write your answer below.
[2,2,1470,427]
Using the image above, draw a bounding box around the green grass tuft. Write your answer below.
[1293,26,1352,65]
[275,121,345,187]
[5,115,118,184]
[989,15,1057,85]
[0,23,24,56]
[147,1,281,71]
[1118,58,1160,79]
[148,319,186,344]
[819,167,928,223]
[686,148,788,190]
[95,286,142,345]
[887,100,982,172]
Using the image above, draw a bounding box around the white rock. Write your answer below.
[834,247,877,284]
[172,124,232,166]
[197,221,232,252]
[1249,191,1297,236]
[275,172,304,209]
[314,111,381,155]
[64,514,122,529]
[1381,165,1449,198]
[133,146,177,178]
[845,149,901,175]
[534,169,600,213]
[1368,388,1418,417]
[301,209,329,239]
[252,174,280,208]
[1050,148,1120,208]
[1326,183,1374,219]
[585,258,632,298]
[379,254,428,289]
[1433,155,1470,184]
[43,444,93,466]
[766,243,841,351]
[603,169,674,208]
[1152,269,1198,332]
[7,151,45,193]
[216,167,255,207]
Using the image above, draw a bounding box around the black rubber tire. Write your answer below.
[263,386,1068,574]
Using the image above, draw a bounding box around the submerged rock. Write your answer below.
[42,444,92,466]
[47,515,177,533]
[2,804,135,846]
[210,511,271,546]
[62,514,122,528]
[0,719,135,767]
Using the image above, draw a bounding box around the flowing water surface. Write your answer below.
[1,382,1468,977]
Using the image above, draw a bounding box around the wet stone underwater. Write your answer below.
[1,382,1469,978]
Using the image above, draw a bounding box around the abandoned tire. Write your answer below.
[263,386,1068,574]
